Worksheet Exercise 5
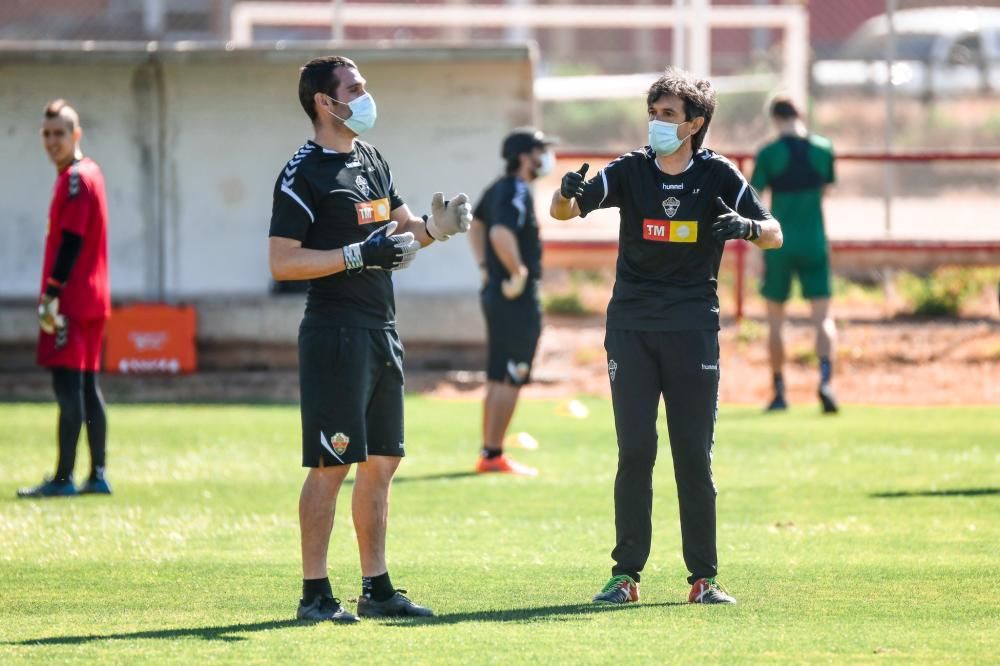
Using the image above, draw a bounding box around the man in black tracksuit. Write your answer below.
[469,128,555,477]
[551,67,783,605]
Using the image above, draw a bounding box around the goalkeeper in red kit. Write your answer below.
[18,100,112,498]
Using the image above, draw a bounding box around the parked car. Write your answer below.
[812,6,1000,98]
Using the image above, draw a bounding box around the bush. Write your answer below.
[544,292,590,316]
[897,268,992,317]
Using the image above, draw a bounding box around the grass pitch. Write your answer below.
[1,399,997,664]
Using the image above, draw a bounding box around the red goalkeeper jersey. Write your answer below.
[39,157,110,320]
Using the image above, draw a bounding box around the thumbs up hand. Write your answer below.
[560,163,589,200]
[711,196,761,242]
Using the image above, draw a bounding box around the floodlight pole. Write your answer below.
[332,0,345,41]
[143,0,165,36]
[882,0,898,309]
[884,0,897,237]
[673,0,687,69]
[689,0,710,78]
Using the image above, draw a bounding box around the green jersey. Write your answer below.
[750,134,834,254]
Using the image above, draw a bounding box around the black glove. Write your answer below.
[560,163,589,200]
[711,197,761,242]
[343,222,417,271]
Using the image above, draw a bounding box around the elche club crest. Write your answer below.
[662,197,680,218]
[355,175,370,198]
[331,432,350,455]
[608,359,618,382]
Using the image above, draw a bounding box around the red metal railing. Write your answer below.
[547,149,1000,319]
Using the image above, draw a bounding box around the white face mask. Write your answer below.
[327,92,377,135]
[649,119,693,156]
[535,150,556,178]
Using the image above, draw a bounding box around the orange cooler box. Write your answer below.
[104,304,197,374]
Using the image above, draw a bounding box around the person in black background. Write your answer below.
[269,55,472,624]
[552,67,782,606]
[468,128,555,477]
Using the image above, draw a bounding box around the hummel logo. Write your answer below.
[283,143,314,189]
[701,363,718,371]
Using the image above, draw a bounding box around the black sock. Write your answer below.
[362,572,395,602]
[302,577,333,601]
[773,373,785,397]
[482,447,503,460]
[83,372,107,478]
[52,369,85,483]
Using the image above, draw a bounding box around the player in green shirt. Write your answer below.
[751,97,838,413]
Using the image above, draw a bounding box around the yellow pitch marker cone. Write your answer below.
[556,399,590,419]
[504,431,540,450]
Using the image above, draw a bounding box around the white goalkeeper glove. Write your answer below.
[425,192,472,241]
[38,295,65,335]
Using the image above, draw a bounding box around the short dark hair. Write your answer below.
[646,67,716,152]
[44,99,79,131]
[298,55,357,123]
[770,96,800,120]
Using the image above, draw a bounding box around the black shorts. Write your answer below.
[481,284,542,386]
[298,320,405,467]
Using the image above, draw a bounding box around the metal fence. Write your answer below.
[4,1,999,151]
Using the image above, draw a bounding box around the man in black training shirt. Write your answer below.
[468,128,555,477]
[269,56,472,623]
[551,67,783,605]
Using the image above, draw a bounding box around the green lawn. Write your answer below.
[1,400,997,664]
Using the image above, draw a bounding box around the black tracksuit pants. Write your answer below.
[604,328,720,585]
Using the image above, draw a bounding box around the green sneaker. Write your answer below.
[591,574,639,604]
[688,577,736,604]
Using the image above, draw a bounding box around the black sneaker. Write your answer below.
[296,596,359,623]
[17,477,77,499]
[765,394,788,412]
[688,577,736,604]
[818,384,839,414]
[356,590,434,618]
[78,476,113,495]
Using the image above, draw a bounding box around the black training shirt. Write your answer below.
[473,175,542,286]
[578,146,772,332]
[269,140,404,328]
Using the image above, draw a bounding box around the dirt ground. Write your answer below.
[413,299,1000,408]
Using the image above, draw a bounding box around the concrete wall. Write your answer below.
[0,42,535,345]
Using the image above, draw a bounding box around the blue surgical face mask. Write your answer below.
[535,150,556,178]
[327,92,377,135]
[648,119,693,156]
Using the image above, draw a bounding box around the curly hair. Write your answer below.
[646,67,716,152]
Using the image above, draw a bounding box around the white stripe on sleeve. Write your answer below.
[281,185,315,223]
[735,180,748,209]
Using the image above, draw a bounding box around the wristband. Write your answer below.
[423,214,443,242]
[343,243,364,272]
